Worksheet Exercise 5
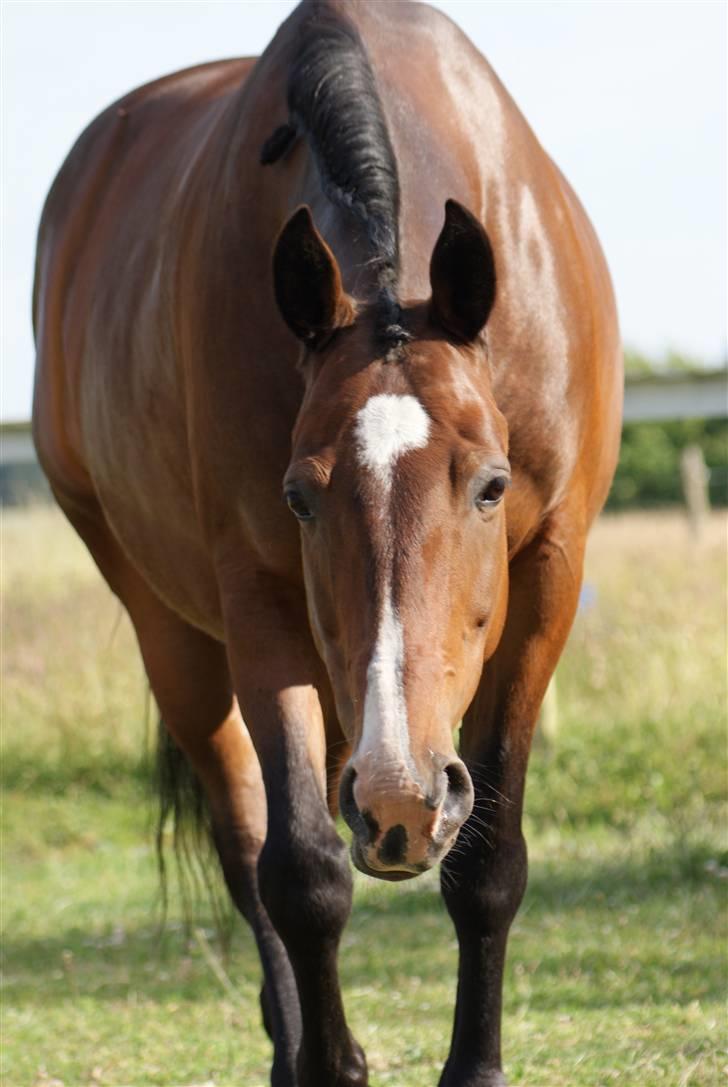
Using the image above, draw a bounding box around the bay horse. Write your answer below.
[32,1,622,1084]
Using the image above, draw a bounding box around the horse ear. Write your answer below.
[273,206,354,347]
[429,199,496,342]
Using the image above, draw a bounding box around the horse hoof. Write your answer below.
[439,1063,507,1087]
[297,1033,368,1086]
[340,1034,368,1086]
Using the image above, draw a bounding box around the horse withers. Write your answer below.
[32,1,622,1084]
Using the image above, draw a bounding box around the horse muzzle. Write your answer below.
[339,755,474,880]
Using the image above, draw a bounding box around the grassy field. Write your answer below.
[2,506,726,1087]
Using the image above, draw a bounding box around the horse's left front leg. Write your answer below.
[439,519,585,1087]
[223,574,367,1087]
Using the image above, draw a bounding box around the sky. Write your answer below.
[1,0,726,421]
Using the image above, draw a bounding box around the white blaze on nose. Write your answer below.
[361,592,409,755]
[354,394,431,757]
[354,394,431,493]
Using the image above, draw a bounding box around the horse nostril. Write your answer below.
[426,757,472,812]
[444,760,470,797]
[443,759,474,823]
[425,771,448,811]
[339,765,358,831]
[339,765,380,844]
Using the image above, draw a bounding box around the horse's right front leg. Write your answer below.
[224,577,367,1087]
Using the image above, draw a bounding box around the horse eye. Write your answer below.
[475,476,508,509]
[285,488,314,521]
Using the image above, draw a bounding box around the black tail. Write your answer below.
[154,720,231,938]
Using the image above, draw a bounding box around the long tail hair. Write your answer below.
[153,719,231,942]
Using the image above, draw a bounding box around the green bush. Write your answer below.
[608,417,728,510]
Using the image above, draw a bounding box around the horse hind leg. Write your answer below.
[156,694,301,1077]
[58,500,301,1085]
[129,611,302,1086]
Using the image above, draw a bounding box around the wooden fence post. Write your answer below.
[680,444,710,538]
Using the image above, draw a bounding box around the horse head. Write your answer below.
[274,200,509,880]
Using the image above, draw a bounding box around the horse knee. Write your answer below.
[442,832,528,933]
[209,820,264,925]
[258,826,352,948]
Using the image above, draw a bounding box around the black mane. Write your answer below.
[261,2,409,344]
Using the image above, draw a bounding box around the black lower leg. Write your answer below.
[439,772,528,1087]
[212,823,301,1087]
[257,786,367,1087]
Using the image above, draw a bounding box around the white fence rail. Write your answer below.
[622,371,727,423]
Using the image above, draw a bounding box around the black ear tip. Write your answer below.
[443,198,461,225]
[291,204,313,225]
[281,204,314,240]
[444,198,482,233]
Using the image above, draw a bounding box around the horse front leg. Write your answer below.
[224,576,367,1087]
[439,745,529,1087]
[439,519,585,1087]
[258,746,365,1087]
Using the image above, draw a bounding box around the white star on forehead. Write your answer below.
[354,393,431,491]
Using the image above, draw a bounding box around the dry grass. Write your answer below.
[2,505,147,791]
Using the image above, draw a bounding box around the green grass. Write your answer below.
[2,507,726,1086]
